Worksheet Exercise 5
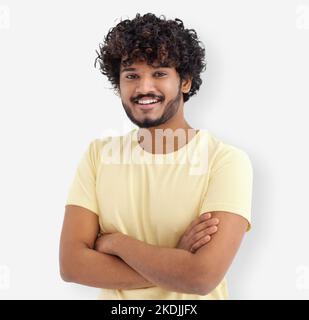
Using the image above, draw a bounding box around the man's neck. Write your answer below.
[137,123,199,154]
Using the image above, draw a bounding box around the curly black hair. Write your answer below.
[94,13,207,102]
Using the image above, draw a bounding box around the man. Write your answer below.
[60,13,253,299]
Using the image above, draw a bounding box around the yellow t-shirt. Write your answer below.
[66,128,253,300]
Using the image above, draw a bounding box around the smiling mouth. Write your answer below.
[133,98,163,110]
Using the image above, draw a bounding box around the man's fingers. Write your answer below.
[190,226,218,244]
[185,213,212,235]
[188,218,219,236]
[190,235,211,253]
[200,217,219,229]
[190,225,218,252]
[205,226,218,235]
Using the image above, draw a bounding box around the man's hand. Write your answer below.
[176,213,219,253]
[94,232,122,255]
[94,213,219,255]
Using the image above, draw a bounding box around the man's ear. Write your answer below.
[181,76,192,93]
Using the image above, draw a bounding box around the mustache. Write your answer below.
[131,94,164,103]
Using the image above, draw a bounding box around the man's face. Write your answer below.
[119,60,184,128]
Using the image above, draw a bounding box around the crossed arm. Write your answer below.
[59,205,248,295]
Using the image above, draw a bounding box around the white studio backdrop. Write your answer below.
[0,0,308,299]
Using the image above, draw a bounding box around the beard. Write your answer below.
[121,85,182,128]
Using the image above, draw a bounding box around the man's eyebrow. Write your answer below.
[120,66,170,73]
[121,67,136,73]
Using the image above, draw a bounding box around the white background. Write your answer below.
[1,0,309,299]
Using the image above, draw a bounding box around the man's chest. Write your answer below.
[96,164,209,245]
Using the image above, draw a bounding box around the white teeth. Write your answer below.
[137,99,159,105]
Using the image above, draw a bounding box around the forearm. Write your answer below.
[61,245,155,290]
[111,235,199,294]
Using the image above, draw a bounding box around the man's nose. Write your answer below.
[135,76,156,94]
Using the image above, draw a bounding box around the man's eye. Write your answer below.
[154,72,166,77]
[126,74,138,79]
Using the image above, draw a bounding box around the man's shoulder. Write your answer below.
[205,130,252,169]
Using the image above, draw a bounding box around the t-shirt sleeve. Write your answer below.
[199,146,253,231]
[65,140,99,215]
